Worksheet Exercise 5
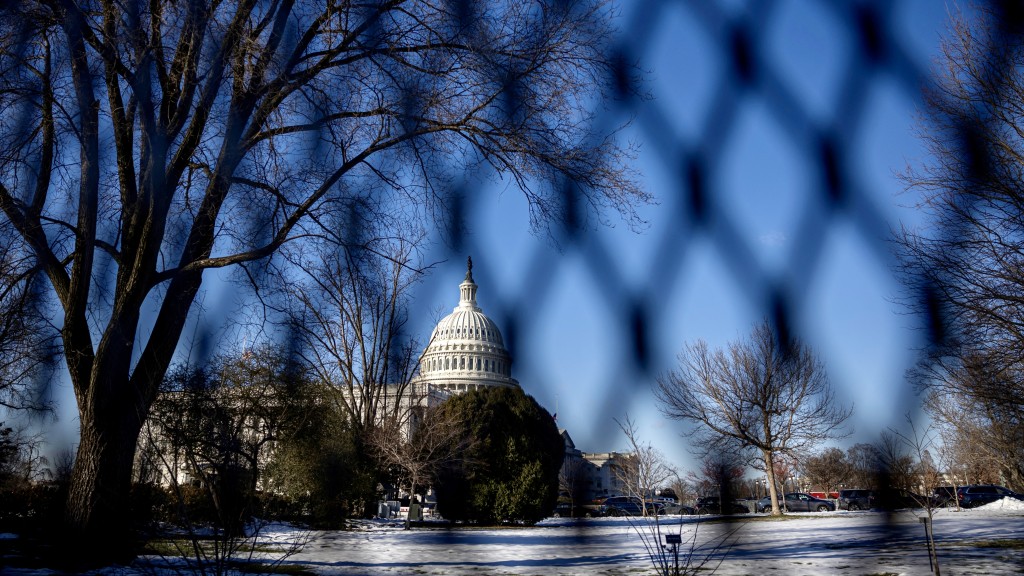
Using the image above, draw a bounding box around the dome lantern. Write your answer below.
[459,256,478,309]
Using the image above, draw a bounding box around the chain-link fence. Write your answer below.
[413,0,965,457]
[2,0,1022,570]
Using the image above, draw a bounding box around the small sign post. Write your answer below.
[665,533,682,574]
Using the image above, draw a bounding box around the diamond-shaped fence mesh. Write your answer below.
[416,0,956,452]
[2,0,1021,565]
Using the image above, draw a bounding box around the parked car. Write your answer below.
[601,496,664,516]
[695,496,749,515]
[754,494,831,513]
[660,502,697,515]
[771,492,834,512]
[956,485,1024,508]
[755,496,778,513]
[551,502,573,518]
[838,489,875,511]
[875,489,927,510]
[551,502,599,518]
[754,495,807,513]
[931,486,957,507]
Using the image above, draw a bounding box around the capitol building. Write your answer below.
[411,258,626,503]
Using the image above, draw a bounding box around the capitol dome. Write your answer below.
[415,258,518,393]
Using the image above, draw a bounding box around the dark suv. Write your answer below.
[956,485,1024,508]
[875,488,926,510]
[931,486,957,507]
[838,489,875,511]
[601,496,663,516]
[695,496,749,515]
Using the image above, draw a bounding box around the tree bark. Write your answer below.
[764,450,783,516]
[64,391,147,565]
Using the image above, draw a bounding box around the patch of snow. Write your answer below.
[974,497,1024,511]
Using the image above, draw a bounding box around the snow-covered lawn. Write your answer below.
[2,500,1022,575]
[280,499,1024,576]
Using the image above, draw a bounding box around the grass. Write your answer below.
[139,541,316,576]
[140,536,316,575]
[233,561,318,575]
[142,537,291,556]
[688,513,810,524]
[966,538,1024,550]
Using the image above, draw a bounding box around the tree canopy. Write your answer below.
[432,385,562,525]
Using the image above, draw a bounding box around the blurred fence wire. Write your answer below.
[2,0,1023,543]
[415,0,1024,451]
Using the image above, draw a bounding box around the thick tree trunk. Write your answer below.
[64,408,145,565]
[764,451,783,516]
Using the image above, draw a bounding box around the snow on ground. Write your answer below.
[275,504,1024,576]
[2,505,1022,575]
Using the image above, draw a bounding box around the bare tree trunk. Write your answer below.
[65,407,145,563]
[764,451,783,515]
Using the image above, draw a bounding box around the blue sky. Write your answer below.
[407,0,957,474]
[25,0,960,480]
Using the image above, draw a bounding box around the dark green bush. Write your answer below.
[129,482,172,530]
[433,386,562,525]
[0,482,64,534]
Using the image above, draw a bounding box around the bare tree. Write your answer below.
[887,416,945,575]
[617,421,742,576]
[846,443,882,490]
[655,320,852,516]
[140,401,312,576]
[895,4,1024,492]
[0,222,54,413]
[876,431,918,492]
[614,416,676,517]
[801,447,850,500]
[770,453,800,495]
[687,452,746,513]
[287,239,424,435]
[0,0,647,558]
[146,346,313,537]
[919,354,1024,489]
[666,477,695,507]
[50,447,76,485]
[0,424,31,485]
[367,401,471,529]
[934,417,997,497]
